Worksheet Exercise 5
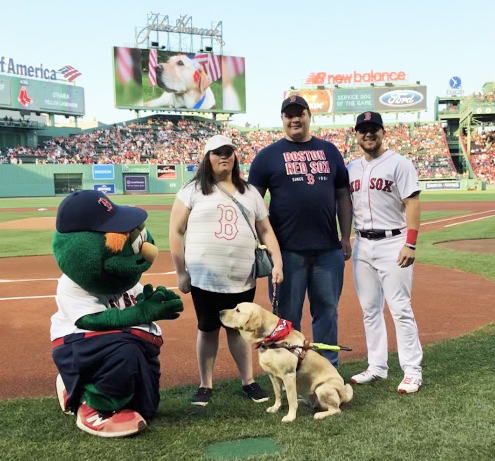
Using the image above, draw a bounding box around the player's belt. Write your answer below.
[357,229,402,240]
[52,328,163,348]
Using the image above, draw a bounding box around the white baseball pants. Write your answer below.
[352,234,423,378]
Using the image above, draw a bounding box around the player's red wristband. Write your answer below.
[406,229,418,245]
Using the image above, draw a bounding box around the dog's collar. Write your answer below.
[255,318,294,349]
[193,92,207,109]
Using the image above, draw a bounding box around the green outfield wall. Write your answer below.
[0,164,489,198]
[0,164,251,197]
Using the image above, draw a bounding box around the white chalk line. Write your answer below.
[0,271,177,284]
[445,214,495,227]
[0,287,180,302]
[421,209,495,226]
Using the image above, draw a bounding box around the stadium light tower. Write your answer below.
[135,12,224,54]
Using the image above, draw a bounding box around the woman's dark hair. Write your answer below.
[193,148,247,195]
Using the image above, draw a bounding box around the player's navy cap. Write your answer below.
[281,95,310,113]
[56,190,147,233]
[355,111,384,130]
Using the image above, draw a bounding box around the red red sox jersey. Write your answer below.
[346,150,420,230]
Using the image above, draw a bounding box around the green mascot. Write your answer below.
[51,190,183,438]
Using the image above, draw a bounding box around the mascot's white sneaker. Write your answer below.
[55,374,74,415]
[76,402,147,438]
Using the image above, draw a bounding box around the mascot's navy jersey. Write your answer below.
[249,137,349,251]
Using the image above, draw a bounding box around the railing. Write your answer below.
[0,120,44,129]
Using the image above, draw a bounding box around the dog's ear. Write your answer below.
[244,309,262,332]
[197,66,211,94]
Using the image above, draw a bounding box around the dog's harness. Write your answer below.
[259,285,352,371]
[255,319,312,372]
[259,339,314,372]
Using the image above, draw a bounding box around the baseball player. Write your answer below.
[347,111,423,394]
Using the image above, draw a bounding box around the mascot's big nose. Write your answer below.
[141,242,158,264]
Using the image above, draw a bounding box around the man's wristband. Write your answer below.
[406,229,418,245]
[404,243,416,250]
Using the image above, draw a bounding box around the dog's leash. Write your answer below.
[271,282,280,317]
[270,283,351,352]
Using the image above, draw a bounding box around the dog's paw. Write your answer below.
[281,414,296,423]
[314,409,340,420]
[266,405,280,414]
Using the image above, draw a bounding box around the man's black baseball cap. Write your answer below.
[355,111,384,130]
[56,190,147,233]
[281,95,310,113]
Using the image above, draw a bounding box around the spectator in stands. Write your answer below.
[3,115,469,181]
[169,134,282,406]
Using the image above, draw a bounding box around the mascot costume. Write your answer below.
[50,190,183,438]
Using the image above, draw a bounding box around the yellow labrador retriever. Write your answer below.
[144,54,215,109]
[220,302,353,422]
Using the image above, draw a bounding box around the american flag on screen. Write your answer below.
[117,47,133,84]
[148,49,158,87]
[194,53,222,83]
[223,56,245,77]
[58,65,82,82]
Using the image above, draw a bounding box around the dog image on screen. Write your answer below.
[220,302,353,422]
[144,54,215,110]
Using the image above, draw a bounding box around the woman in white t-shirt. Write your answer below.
[169,134,283,406]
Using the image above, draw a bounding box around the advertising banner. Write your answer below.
[113,47,246,114]
[334,88,374,113]
[122,164,150,173]
[285,85,427,115]
[92,165,114,180]
[157,164,176,179]
[374,86,427,111]
[283,89,333,114]
[0,74,84,116]
[124,175,147,192]
[425,181,461,190]
[93,184,115,194]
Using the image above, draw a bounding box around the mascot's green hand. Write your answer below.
[75,286,184,330]
[138,287,183,322]
[154,285,182,301]
[136,283,154,302]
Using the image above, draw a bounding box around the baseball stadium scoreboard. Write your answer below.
[0,74,85,117]
[284,86,427,115]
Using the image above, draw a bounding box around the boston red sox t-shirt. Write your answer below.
[249,137,349,251]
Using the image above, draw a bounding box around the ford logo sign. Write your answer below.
[379,90,424,107]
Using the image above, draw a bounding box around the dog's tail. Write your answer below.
[341,383,353,404]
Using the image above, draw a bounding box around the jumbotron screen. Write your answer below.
[0,74,85,116]
[113,46,246,114]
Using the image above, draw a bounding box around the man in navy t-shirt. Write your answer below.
[248,95,352,367]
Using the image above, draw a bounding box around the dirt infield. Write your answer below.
[0,217,56,229]
[435,238,495,253]
[1,201,494,400]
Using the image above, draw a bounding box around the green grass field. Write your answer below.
[0,191,494,460]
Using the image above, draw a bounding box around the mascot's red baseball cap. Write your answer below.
[355,111,384,130]
[56,190,148,233]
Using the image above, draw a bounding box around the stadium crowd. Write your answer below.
[469,130,495,184]
[0,115,465,180]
